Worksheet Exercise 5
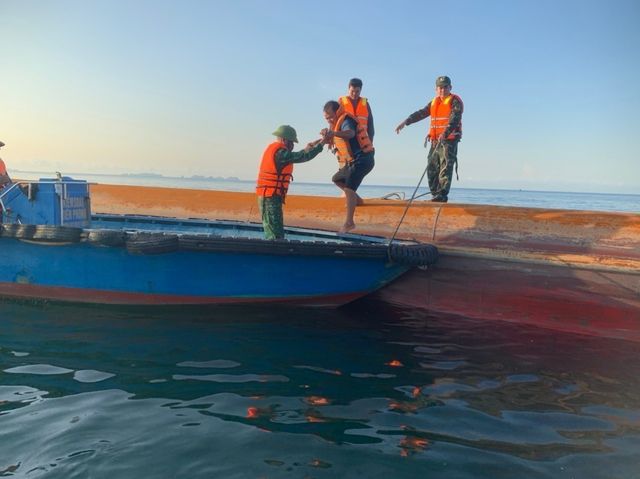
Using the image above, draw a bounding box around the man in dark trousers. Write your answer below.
[321,101,374,233]
[395,76,464,203]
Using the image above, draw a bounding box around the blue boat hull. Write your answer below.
[0,234,411,307]
[0,179,438,307]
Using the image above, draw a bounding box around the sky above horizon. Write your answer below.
[1,0,639,194]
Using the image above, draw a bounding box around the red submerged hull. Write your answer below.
[90,184,640,341]
[376,256,639,342]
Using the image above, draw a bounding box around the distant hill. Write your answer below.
[110,173,242,182]
[13,170,242,182]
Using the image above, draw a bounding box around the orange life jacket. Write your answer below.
[0,159,6,176]
[428,93,463,141]
[256,142,293,199]
[339,96,370,131]
[332,109,374,167]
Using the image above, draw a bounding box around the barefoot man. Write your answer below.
[321,101,374,233]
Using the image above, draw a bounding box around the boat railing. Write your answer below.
[1,182,34,214]
[0,180,93,229]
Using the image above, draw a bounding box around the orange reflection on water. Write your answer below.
[305,409,327,423]
[388,400,419,413]
[246,406,273,419]
[304,396,331,406]
[399,436,430,457]
[246,407,260,419]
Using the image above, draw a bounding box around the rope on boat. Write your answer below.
[412,192,430,200]
[386,141,440,260]
[380,192,405,200]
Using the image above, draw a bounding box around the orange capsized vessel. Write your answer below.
[91,183,640,342]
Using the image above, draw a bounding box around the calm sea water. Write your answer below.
[12,171,640,213]
[1,300,639,478]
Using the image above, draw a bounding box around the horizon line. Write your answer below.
[10,168,639,197]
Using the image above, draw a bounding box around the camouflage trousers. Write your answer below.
[258,195,284,240]
[427,140,459,200]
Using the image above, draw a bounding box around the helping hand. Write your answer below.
[305,138,323,151]
[320,128,333,144]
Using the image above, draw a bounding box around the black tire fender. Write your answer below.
[32,225,82,243]
[388,243,439,267]
[126,232,179,255]
[88,229,126,247]
[1,224,37,239]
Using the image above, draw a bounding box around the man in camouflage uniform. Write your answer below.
[395,76,464,203]
[256,126,323,240]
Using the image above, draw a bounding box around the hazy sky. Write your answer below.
[1,0,639,193]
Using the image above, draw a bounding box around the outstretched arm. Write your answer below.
[275,142,324,169]
[395,102,431,134]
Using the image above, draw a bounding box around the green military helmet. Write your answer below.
[436,75,451,87]
[272,125,298,143]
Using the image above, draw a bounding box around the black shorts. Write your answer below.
[331,153,375,191]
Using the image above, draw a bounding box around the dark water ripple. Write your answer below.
[0,300,639,478]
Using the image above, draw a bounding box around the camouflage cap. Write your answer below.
[435,75,451,87]
[272,125,298,143]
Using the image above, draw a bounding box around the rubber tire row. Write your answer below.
[178,234,439,266]
[1,224,82,242]
[115,232,439,266]
[0,225,125,247]
[178,235,388,259]
[0,225,439,266]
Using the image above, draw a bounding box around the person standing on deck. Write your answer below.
[256,125,323,240]
[395,75,464,203]
[321,100,375,233]
[338,78,375,207]
[0,141,11,189]
[339,78,375,144]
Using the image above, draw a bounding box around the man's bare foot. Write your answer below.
[339,222,356,233]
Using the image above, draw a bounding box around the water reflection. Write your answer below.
[0,299,638,478]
